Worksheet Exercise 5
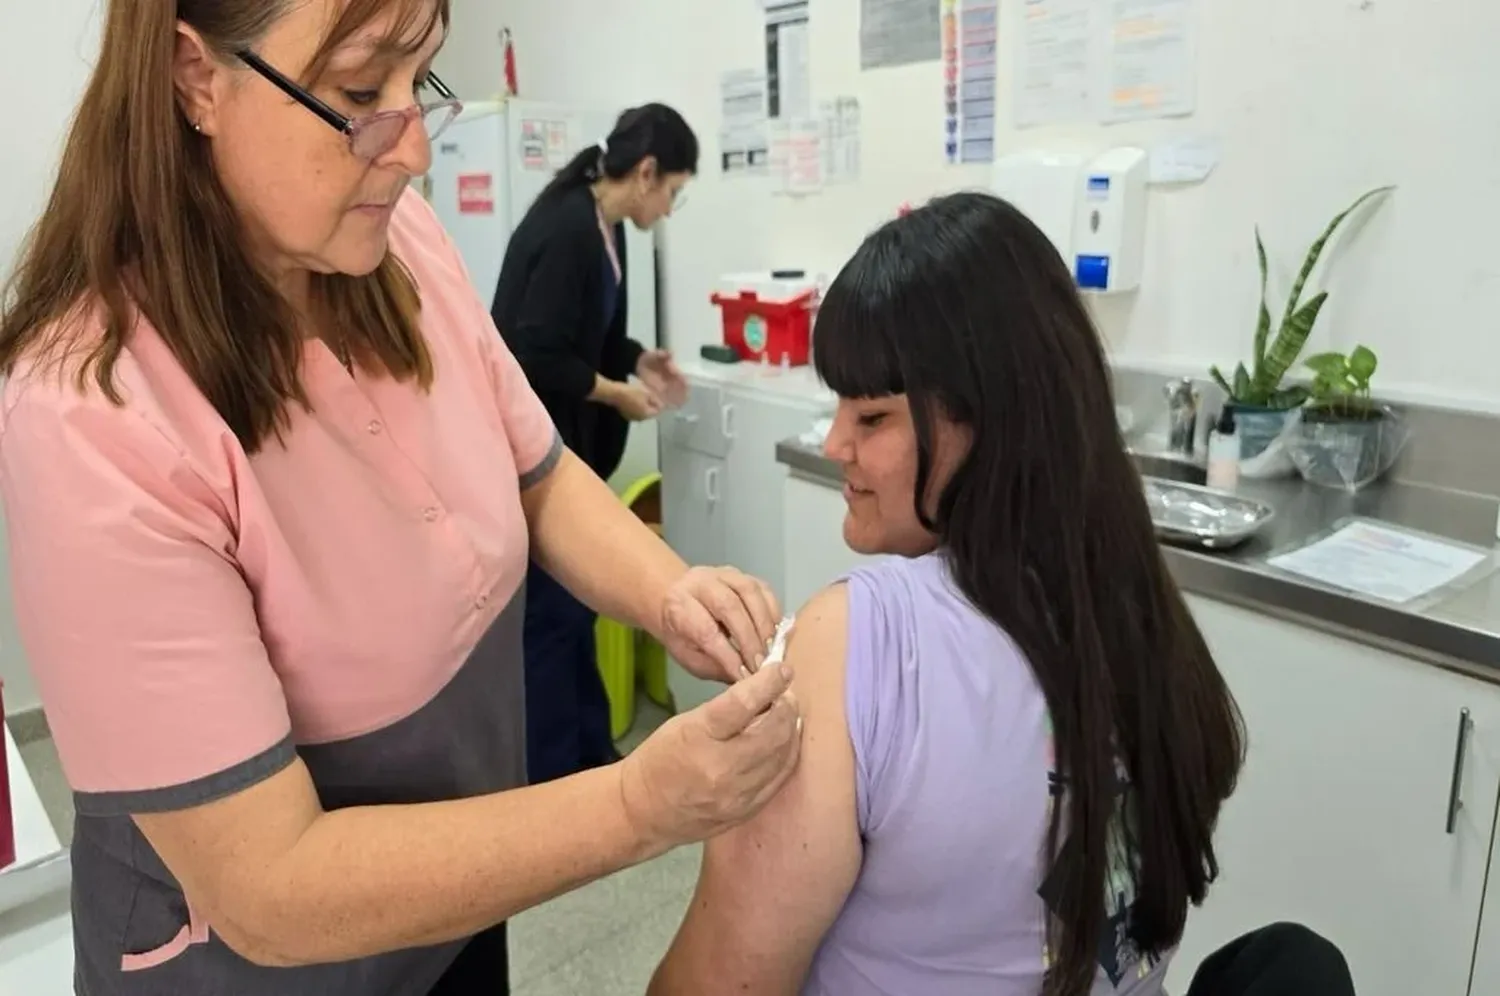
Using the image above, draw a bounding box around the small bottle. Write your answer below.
[1206,407,1240,490]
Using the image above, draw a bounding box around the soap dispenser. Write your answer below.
[1206,407,1240,491]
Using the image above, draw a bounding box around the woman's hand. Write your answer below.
[620,661,802,849]
[636,349,689,408]
[660,566,781,681]
[615,382,664,421]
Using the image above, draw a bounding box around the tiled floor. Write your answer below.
[8,691,700,993]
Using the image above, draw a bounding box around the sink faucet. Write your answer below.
[1163,377,1200,458]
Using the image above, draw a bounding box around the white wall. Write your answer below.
[439,0,1500,412]
[0,0,101,714]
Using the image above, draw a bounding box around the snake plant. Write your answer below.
[1210,185,1393,410]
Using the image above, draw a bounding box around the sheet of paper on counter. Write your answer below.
[1266,520,1490,605]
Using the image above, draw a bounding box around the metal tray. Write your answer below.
[1142,476,1276,550]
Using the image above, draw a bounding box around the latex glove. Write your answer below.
[659,566,781,681]
[636,349,689,409]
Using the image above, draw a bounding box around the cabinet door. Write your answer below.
[659,445,727,713]
[659,445,726,570]
[1167,594,1500,996]
[782,474,876,610]
[1462,728,1500,996]
[722,390,824,598]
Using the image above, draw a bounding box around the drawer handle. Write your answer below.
[675,412,700,425]
[722,404,735,439]
[1446,708,1472,835]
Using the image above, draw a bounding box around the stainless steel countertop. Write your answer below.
[776,438,1500,685]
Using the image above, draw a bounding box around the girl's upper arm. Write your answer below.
[650,584,863,996]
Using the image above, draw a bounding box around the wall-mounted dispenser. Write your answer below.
[991,146,1148,295]
[1071,147,1148,294]
[992,150,1085,265]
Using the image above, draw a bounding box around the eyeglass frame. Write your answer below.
[235,50,462,160]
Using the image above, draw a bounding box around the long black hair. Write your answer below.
[813,192,1245,996]
[536,102,698,204]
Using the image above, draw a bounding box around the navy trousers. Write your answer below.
[522,562,620,785]
[428,923,507,994]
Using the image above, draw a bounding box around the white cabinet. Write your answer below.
[659,446,726,570]
[782,473,876,609]
[722,390,826,593]
[1169,594,1500,996]
[658,372,830,711]
[1463,706,1500,996]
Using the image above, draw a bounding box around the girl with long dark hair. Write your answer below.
[651,191,1246,996]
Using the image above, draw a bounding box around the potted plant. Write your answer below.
[1288,344,1407,489]
[1209,185,1393,475]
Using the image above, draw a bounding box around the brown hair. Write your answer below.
[0,0,449,451]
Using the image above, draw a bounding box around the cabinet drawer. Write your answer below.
[659,383,728,458]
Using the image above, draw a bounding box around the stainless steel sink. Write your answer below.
[1128,449,1207,487]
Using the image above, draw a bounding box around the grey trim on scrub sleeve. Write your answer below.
[519,431,565,491]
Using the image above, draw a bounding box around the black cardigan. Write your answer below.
[491,186,645,480]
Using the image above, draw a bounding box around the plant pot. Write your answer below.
[1287,404,1409,491]
[1225,403,1301,478]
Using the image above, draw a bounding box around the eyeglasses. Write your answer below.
[236,50,462,161]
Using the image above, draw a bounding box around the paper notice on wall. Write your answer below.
[519,119,548,170]
[765,0,812,120]
[860,0,942,70]
[942,0,998,164]
[457,173,495,214]
[720,70,771,175]
[1267,521,1489,605]
[770,117,823,195]
[544,121,571,169]
[1148,134,1219,183]
[820,97,862,183]
[1104,0,1197,123]
[1013,0,1096,127]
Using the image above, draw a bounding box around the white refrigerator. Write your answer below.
[426,98,661,487]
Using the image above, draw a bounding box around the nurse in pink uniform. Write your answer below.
[0,2,801,995]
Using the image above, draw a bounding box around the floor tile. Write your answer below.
[509,843,699,988]
[513,851,698,996]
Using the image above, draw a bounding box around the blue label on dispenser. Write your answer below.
[1075,254,1111,290]
[1085,175,1110,200]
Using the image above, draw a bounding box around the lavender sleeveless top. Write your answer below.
[803,552,1173,996]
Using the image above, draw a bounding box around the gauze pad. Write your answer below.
[763,615,796,669]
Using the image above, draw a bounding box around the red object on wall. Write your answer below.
[502,28,518,97]
[458,173,495,215]
[0,680,14,871]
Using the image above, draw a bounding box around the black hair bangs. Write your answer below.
[811,233,910,401]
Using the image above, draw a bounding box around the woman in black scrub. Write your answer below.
[492,104,695,783]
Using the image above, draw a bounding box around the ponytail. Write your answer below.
[534,103,699,204]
